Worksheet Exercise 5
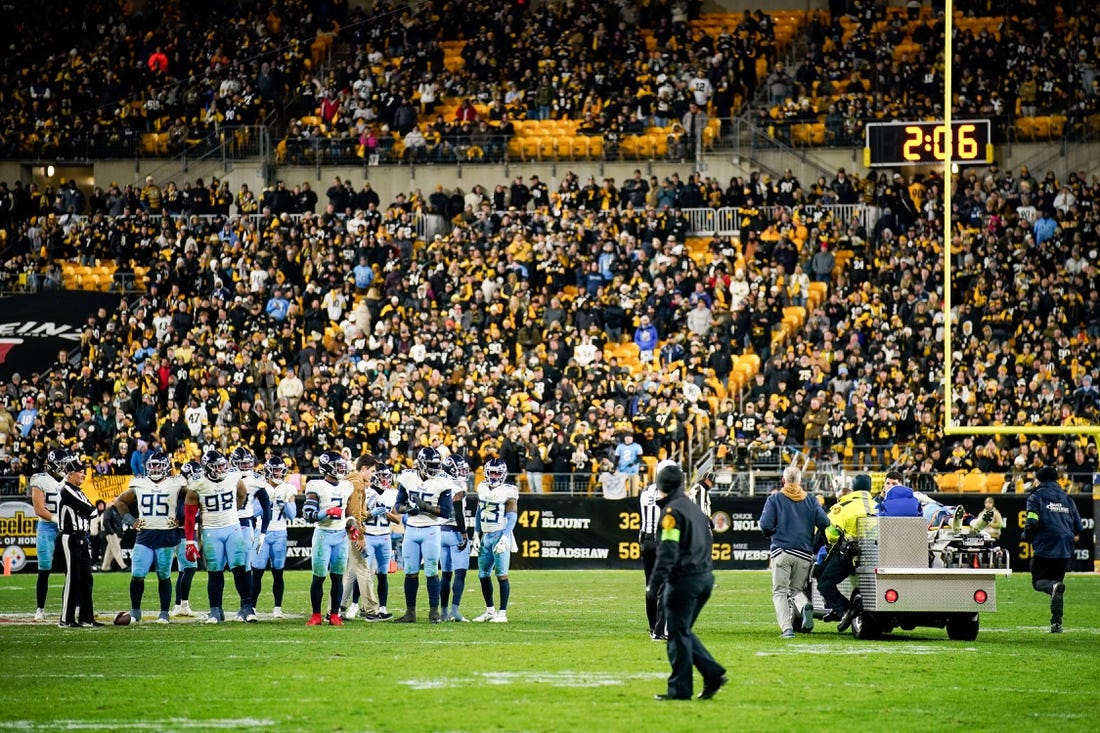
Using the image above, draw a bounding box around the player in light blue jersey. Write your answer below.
[473,458,519,623]
[112,451,188,623]
[361,465,398,621]
[252,455,297,618]
[183,449,250,624]
[393,446,453,624]
[30,449,71,621]
[229,447,272,622]
[439,454,473,622]
[171,460,202,617]
[303,450,354,626]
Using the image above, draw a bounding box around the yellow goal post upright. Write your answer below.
[940,13,1099,571]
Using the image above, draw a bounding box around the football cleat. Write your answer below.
[370,611,393,622]
[449,613,470,623]
[244,606,258,623]
[429,609,442,624]
[306,613,324,626]
[155,613,169,625]
[440,609,452,622]
[394,612,417,623]
[327,613,344,626]
[34,609,45,622]
[172,601,195,617]
[472,609,497,622]
[489,610,508,623]
[344,602,359,620]
[204,607,225,624]
[271,607,284,619]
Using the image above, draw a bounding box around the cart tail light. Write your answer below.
[884,588,899,603]
[974,589,988,604]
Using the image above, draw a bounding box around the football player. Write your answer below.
[171,460,203,617]
[361,464,398,621]
[251,455,297,618]
[439,454,472,622]
[30,449,70,621]
[229,447,272,622]
[393,446,453,623]
[112,451,188,623]
[303,450,354,626]
[473,458,519,623]
[183,449,252,624]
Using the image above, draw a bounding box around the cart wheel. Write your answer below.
[851,612,880,640]
[946,613,980,641]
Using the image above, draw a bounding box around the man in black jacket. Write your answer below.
[1025,467,1083,633]
[647,463,727,701]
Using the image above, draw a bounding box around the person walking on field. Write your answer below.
[759,464,831,638]
[647,463,727,701]
[1024,466,1082,633]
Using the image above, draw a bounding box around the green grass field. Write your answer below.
[0,569,1097,733]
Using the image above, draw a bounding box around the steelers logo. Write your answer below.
[660,514,677,531]
[2,545,27,574]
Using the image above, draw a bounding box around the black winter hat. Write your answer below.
[656,463,684,493]
[1036,466,1059,483]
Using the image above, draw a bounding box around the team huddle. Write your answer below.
[29,446,520,626]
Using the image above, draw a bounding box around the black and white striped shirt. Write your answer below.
[639,483,661,540]
[57,482,96,535]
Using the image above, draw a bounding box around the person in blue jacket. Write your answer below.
[877,470,922,517]
[759,464,831,638]
[1024,466,1083,634]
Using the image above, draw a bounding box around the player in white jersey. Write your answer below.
[30,449,70,621]
[360,465,399,620]
[302,450,354,626]
[112,451,188,623]
[171,460,203,617]
[439,454,473,621]
[472,458,519,623]
[183,449,250,624]
[229,447,272,622]
[393,446,453,624]
[251,455,297,618]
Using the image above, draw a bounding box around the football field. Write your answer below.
[0,569,1097,732]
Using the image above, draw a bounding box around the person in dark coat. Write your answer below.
[647,462,727,701]
[1024,467,1083,633]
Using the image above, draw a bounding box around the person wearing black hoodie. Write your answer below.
[1025,467,1083,633]
[647,462,727,702]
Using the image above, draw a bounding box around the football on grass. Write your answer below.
[114,611,131,626]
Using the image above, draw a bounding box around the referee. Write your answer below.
[55,451,103,628]
[639,462,672,640]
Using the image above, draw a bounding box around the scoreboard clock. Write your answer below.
[864,119,993,167]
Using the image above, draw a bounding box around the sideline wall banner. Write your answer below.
[0,291,123,380]
[1,494,1093,573]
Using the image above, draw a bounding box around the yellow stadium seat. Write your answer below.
[507,137,525,161]
[650,134,668,158]
[537,136,557,160]
[961,472,987,493]
[1014,117,1036,142]
[1031,116,1051,140]
[619,136,641,160]
[588,136,604,159]
[1048,115,1065,139]
[568,135,589,160]
[521,137,540,161]
[635,135,655,159]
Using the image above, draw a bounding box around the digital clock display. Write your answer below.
[864,119,993,167]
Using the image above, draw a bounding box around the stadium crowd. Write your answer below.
[0,0,1098,494]
[1,154,1098,493]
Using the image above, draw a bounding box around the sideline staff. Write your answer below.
[56,452,104,628]
[1024,466,1082,634]
[647,463,727,701]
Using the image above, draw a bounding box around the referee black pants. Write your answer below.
[641,538,664,635]
[58,533,95,625]
[663,570,725,699]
